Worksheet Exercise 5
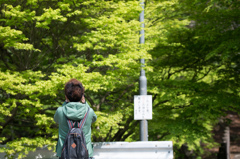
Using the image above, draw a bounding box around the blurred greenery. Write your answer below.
[0,0,239,158]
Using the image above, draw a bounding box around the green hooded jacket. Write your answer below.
[54,101,97,157]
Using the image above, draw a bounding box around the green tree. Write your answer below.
[0,0,146,158]
[0,0,239,158]
[144,0,240,157]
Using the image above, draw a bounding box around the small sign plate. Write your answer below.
[134,95,152,120]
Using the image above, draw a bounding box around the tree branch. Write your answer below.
[85,94,96,108]
[154,100,169,108]
[0,106,18,134]
[97,92,110,111]
[111,116,134,141]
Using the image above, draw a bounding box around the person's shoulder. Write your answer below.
[87,107,97,121]
[56,102,67,112]
[87,105,95,113]
[57,106,63,110]
[89,107,95,114]
[55,106,64,115]
[85,102,96,117]
[54,105,65,123]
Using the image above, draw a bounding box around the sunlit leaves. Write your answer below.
[93,111,123,139]
[35,8,67,29]
[0,0,239,158]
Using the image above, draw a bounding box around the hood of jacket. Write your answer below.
[62,102,88,120]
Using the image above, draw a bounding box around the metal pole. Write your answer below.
[225,127,230,159]
[140,0,144,44]
[139,0,148,141]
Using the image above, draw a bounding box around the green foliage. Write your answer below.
[1,137,55,159]
[145,0,240,157]
[0,0,144,157]
[0,0,239,158]
[93,111,123,140]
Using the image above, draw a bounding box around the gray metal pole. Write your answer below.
[139,61,148,141]
[140,0,144,44]
[139,0,148,141]
[224,127,230,159]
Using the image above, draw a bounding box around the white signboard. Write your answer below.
[134,95,152,120]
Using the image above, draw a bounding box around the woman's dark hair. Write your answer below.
[64,79,84,102]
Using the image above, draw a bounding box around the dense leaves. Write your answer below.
[0,0,239,158]
[146,0,240,157]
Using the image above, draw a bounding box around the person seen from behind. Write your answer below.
[54,79,97,159]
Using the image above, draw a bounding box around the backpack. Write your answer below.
[60,108,90,159]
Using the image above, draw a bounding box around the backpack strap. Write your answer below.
[67,120,75,129]
[78,108,90,129]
